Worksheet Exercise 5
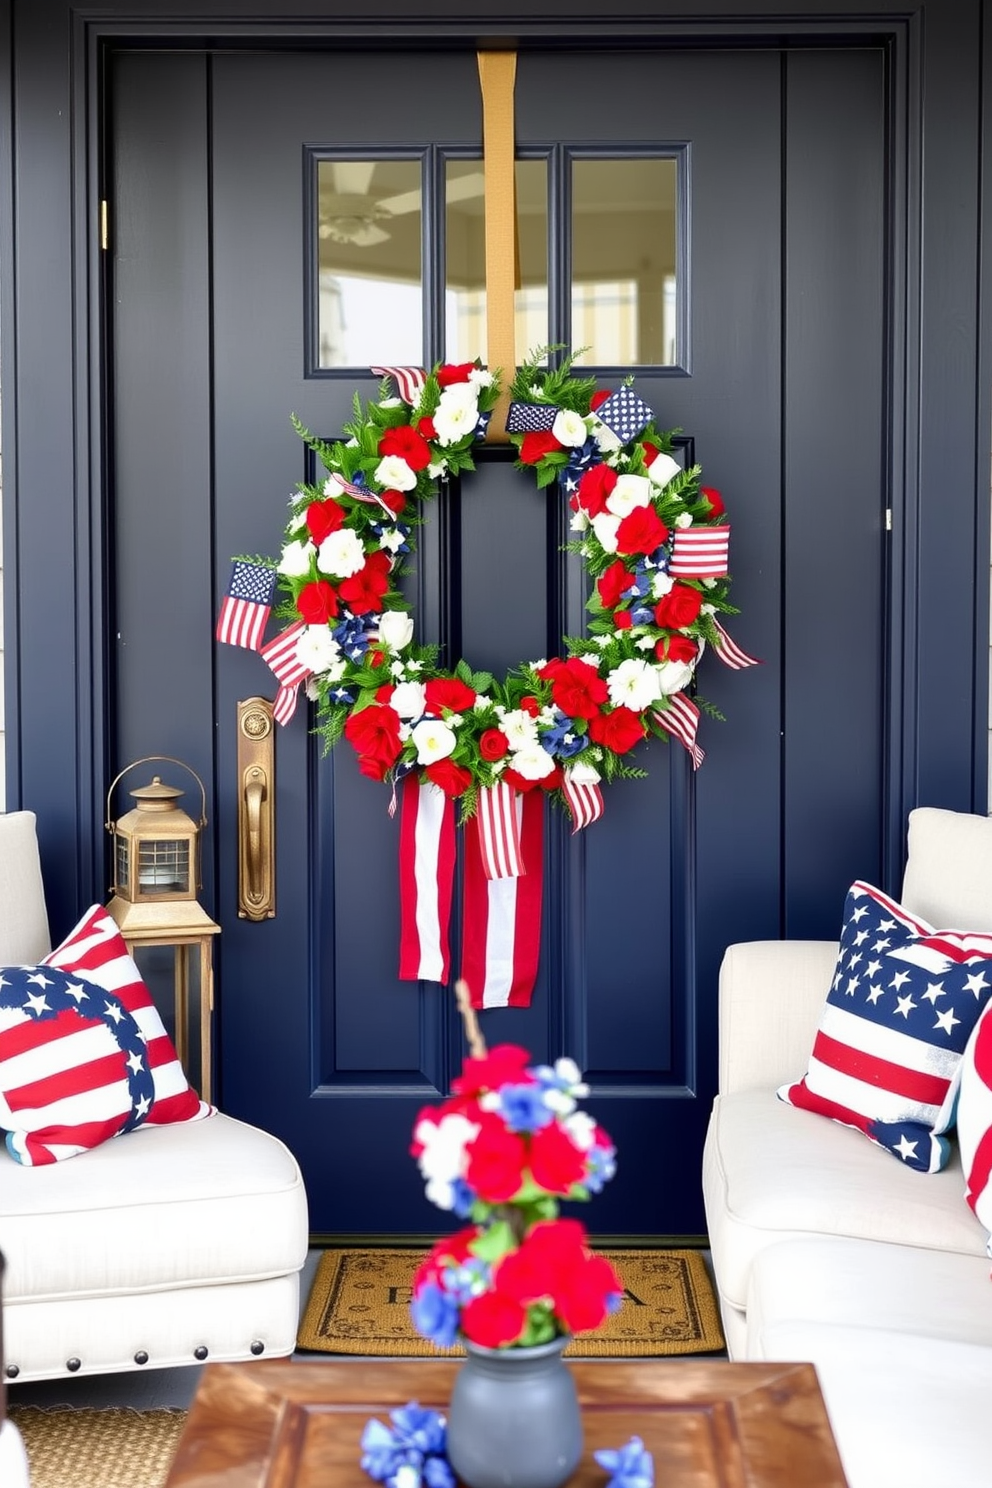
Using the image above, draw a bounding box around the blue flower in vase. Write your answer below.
[409,1281,460,1349]
[496,1082,557,1132]
[389,1404,448,1458]
[585,1141,618,1193]
[449,1175,476,1219]
[594,1436,655,1488]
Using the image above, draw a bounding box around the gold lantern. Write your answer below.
[105,757,219,1101]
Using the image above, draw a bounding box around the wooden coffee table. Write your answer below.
[164,1357,849,1486]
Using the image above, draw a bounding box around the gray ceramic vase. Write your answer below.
[445,1335,583,1488]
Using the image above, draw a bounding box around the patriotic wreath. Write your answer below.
[218,351,757,1005]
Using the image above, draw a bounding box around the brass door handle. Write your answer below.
[238,698,275,919]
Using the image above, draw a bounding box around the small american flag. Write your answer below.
[505,401,559,433]
[325,470,396,516]
[371,365,427,406]
[670,525,731,577]
[216,560,276,651]
[593,386,655,444]
[260,621,310,726]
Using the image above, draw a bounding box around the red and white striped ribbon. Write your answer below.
[398,775,456,984]
[711,617,761,670]
[562,772,604,833]
[461,789,544,1008]
[669,525,731,577]
[371,364,427,407]
[476,782,526,879]
[260,622,311,726]
[653,694,705,770]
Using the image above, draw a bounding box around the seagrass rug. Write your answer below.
[298,1247,725,1357]
[7,1405,186,1488]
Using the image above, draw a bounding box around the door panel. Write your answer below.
[111,44,886,1235]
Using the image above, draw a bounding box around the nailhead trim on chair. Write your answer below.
[250,1340,264,1355]
[66,1358,81,1372]
[193,1346,208,1361]
[4,1365,18,1379]
[134,1351,149,1365]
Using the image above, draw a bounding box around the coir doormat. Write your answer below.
[297,1247,724,1357]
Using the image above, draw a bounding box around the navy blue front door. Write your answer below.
[109,45,887,1235]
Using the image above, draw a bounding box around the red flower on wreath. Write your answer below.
[343,703,403,781]
[479,728,510,761]
[656,634,698,665]
[425,676,478,715]
[598,558,633,610]
[577,463,617,517]
[425,758,473,798]
[437,362,478,388]
[539,656,608,719]
[296,579,338,624]
[338,550,392,613]
[616,505,669,557]
[588,706,645,754]
[654,583,703,630]
[306,497,346,545]
[378,424,432,471]
[518,430,562,464]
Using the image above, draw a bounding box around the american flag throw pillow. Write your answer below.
[956,1002,992,1257]
[778,881,992,1173]
[0,904,212,1165]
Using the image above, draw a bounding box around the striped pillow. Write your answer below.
[956,1002,992,1254]
[778,881,992,1172]
[0,904,211,1165]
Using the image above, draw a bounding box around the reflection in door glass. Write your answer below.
[445,159,548,364]
[316,159,423,367]
[571,158,678,366]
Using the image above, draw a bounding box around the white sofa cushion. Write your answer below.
[749,1320,992,1488]
[0,1111,308,1302]
[902,807,992,931]
[746,1234,992,1348]
[0,1421,30,1488]
[702,1087,988,1313]
[0,812,50,964]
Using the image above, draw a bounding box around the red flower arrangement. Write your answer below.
[408,1042,622,1350]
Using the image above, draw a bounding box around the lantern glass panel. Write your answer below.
[115,833,131,893]
[138,839,190,894]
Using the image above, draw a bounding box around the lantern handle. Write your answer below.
[105,756,208,833]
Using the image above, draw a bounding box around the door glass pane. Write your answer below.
[446,159,548,364]
[316,159,423,367]
[571,158,678,366]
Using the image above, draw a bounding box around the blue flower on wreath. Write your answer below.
[624,566,654,600]
[328,687,355,706]
[333,611,372,660]
[629,603,655,627]
[372,519,412,556]
[541,711,587,761]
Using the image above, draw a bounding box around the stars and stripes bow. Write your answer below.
[371,364,427,406]
[260,621,311,725]
[670,525,731,577]
[215,560,276,651]
[653,694,705,769]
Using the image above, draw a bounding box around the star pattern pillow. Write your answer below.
[0,904,212,1165]
[778,881,992,1172]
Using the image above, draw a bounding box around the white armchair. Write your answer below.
[0,811,309,1383]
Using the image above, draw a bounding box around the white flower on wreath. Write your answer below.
[378,397,403,410]
[377,610,414,651]
[652,571,675,599]
[391,680,428,720]
[606,474,652,520]
[552,409,588,448]
[591,419,623,454]
[655,658,697,695]
[508,742,556,781]
[378,527,407,555]
[591,512,621,553]
[317,528,366,578]
[646,451,681,488]
[277,539,313,577]
[498,708,539,748]
[568,758,602,785]
[374,454,417,491]
[433,384,479,446]
[607,657,663,711]
[428,460,448,479]
[469,368,495,390]
[411,717,457,764]
[675,511,693,529]
[296,626,342,675]
[570,509,589,533]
